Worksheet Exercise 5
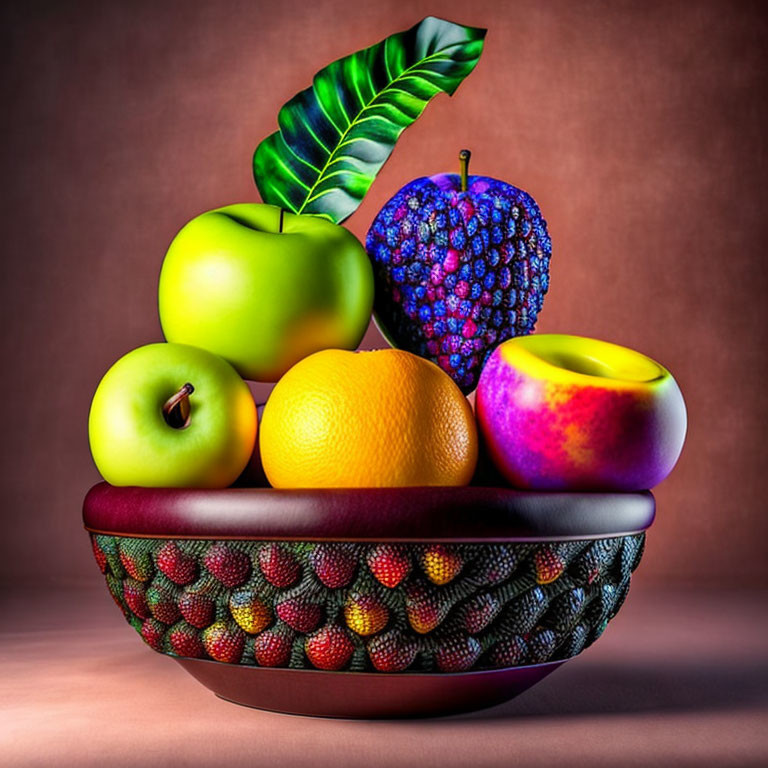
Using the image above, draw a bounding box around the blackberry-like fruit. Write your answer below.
[366,150,551,392]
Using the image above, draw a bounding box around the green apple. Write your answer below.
[88,343,257,488]
[158,204,374,381]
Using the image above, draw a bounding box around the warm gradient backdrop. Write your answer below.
[1,0,766,587]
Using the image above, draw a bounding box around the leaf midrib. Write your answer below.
[297,41,470,213]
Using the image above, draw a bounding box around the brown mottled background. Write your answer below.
[1,0,766,588]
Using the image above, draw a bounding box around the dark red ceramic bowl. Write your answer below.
[83,484,654,718]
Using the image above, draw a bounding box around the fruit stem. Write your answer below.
[459,149,471,192]
[279,208,284,233]
[163,383,194,429]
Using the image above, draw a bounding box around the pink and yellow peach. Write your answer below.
[476,334,686,491]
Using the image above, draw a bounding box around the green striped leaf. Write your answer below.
[253,16,486,223]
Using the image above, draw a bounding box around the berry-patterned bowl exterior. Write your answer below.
[83,484,653,718]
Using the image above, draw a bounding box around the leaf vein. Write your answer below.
[297,47,467,213]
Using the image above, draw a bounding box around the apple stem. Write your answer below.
[459,149,471,192]
[279,208,285,233]
[163,383,194,429]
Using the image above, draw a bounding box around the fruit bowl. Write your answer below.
[83,484,653,718]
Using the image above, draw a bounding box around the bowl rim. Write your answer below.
[83,483,654,542]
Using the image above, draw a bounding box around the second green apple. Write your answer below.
[159,204,373,381]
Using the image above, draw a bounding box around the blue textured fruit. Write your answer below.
[366,152,551,392]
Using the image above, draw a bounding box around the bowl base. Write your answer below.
[175,657,565,718]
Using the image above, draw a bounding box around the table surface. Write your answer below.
[2,582,767,768]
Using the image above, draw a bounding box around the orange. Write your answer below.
[259,348,478,488]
